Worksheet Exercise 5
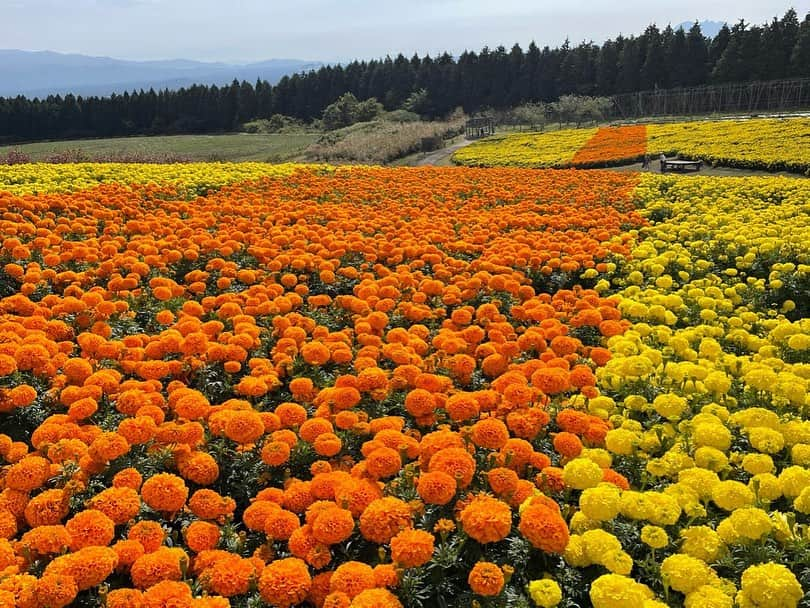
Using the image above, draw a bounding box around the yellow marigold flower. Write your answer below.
[640,525,668,549]
[779,466,810,498]
[749,473,783,503]
[528,579,562,607]
[652,393,688,421]
[562,458,603,490]
[791,444,810,466]
[694,447,728,472]
[644,492,681,526]
[618,491,650,520]
[727,508,772,540]
[679,526,725,563]
[660,554,718,594]
[603,550,633,575]
[711,480,755,511]
[589,574,648,608]
[692,423,731,451]
[684,585,733,608]
[581,529,622,564]
[748,427,785,454]
[736,563,803,608]
[579,484,621,522]
[741,454,774,475]
[604,429,637,455]
[562,534,589,568]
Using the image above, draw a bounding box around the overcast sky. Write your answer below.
[3,0,809,63]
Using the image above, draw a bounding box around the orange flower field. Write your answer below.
[0,165,809,608]
[571,126,648,169]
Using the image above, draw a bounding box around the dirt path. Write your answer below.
[606,161,809,178]
[415,139,473,166]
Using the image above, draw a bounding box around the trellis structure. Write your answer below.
[465,117,495,139]
[611,78,810,119]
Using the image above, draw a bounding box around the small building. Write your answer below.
[465,117,495,140]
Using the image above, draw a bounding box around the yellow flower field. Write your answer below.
[451,128,597,168]
[453,117,810,175]
[0,163,808,608]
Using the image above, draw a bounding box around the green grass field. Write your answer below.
[0,132,320,162]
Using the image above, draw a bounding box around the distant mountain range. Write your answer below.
[0,50,322,98]
[675,20,726,38]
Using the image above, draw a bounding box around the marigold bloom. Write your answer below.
[390,528,435,568]
[258,557,312,608]
[460,495,512,543]
[358,497,413,544]
[311,507,355,545]
[468,562,505,597]
[141,473,189,513]
[519,504,570,554]
[329,561,375,598]
[66,509,115,551]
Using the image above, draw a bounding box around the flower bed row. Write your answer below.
[0,166,808,608]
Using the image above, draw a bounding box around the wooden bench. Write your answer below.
[660,159,702,173]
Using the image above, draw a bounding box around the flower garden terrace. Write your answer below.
[0,164,807,608]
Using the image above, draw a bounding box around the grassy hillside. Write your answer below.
[0,133,319,163]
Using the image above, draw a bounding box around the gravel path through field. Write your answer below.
[416,139,474,166]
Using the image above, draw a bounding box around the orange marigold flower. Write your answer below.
[518,504,569,554]
[373,563,399,588]
[66,509,115,551]
[88,431,131,463]
[358,497,413,544]
[113,467,144,490]
[459,495,512,544]
[313,433,343,457]
[128,520,166,553]
[184,521,221,553]
[531,367,570,395]
[224,409,265,444]
[19,525,71,556]
[142,580,193,608]
[311,507,354,545]
[404,389,436,418]
[140,473,189,513]
[88,487,141,525]
[188,489,236,521]
[0,508,16,540]
[468,562,504,597]
[262,506,299,542]
[470,418,510,450]
[364,447,402,480]
[24,489,69,527]
[324,591,351,608]
[35,573,77,608]
[428,447,475,488]
[200,554,257,597]
[390,528,435,568]
[5,455,50,492]
[553,432,583,459]
[261,440,292,467]
[487,467,520,495]
[43,546,119,590]
[258,557,312,608]
[176,451,220,486]
[130,546,189,589]
[349,588,403,607]
[416,471,457,506]
[329,561,375,599]
[112,539,145,570]
[106,589,144,608]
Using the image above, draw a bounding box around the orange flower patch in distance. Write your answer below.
[571,124,647,168]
